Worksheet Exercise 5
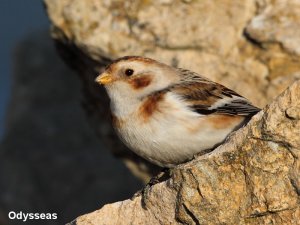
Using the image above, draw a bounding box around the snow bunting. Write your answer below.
[95,56,260,168]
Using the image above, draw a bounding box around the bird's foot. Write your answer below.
[131,168,171,209]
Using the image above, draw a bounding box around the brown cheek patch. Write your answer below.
[130,76,152,89]
[139,92,165,121]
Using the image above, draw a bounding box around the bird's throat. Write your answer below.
[109,93,141,118]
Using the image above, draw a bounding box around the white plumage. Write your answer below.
[96,56,260,168]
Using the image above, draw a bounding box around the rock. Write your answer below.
[44,0,300,183]
[42,1,300,223]
[68,80,300,225]
[244,0,300,84]
[246,0,300,56]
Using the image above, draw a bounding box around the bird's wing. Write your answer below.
[169,69,261,116]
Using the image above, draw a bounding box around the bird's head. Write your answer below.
[95,56,180,100]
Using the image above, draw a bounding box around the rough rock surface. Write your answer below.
[44,0,300,183]
[68,79,300,225]
[246,0,300,56]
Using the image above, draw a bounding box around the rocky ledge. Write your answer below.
[67,80,300,225]
[43,0,300,224]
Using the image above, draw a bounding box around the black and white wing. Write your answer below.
[170,69,261,116]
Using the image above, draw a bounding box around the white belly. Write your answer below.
[112,92,244,168]
[115,109,241,168]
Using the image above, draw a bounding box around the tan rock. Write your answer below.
[44,0,300,105]
[67,80,300,225]
[246,0,300,56]
[43,1,300,222]
[244,0,300,85]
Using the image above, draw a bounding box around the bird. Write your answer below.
[95,56,260,168]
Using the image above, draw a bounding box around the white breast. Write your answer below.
[113,92,243,168]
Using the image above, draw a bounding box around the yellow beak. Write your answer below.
[95,72,113,85]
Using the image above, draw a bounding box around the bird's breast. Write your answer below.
[110,93,245,167]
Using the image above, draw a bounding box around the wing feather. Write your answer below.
[169,69,260,116]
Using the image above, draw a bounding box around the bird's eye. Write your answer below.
[125,69,134,76]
